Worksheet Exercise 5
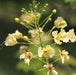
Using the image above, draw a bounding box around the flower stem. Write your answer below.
[37,57,47,63]
[36,68,46,72]
[48,26,55,36]
[38,30,43,47]
[42,19,49,29]
[51,58,60,64]
[36,16,43,48]
[33,0,36,12]
[39,13,53,27]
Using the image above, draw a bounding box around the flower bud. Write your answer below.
[52,9,56,13]
[15,18,20,23]
[48,18,52,21]
[58,42,62,45]
[45,3,48,6]
[23,36,29,41]
[21,8,26,13]
[20,45,28,51]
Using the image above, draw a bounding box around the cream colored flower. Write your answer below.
[44,64,58,75]
[20,12,41,25]
[59,50,69,64]
[20,52,33,65]
[13,30,23,39]
[28,28,43,38]
[5,30,24,46]
[38,45,55,58]
[60,29,69,43]
[52,29,69,45]
[54,17,67,28]
[52,30,61,45]
[68,29,76,42]
[5,34,18,46]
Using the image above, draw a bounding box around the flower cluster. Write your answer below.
[38,45,55,58]
[4,0,76,75]
[20,52,33,65]
[5,30,29,46]
[44,64,58,75]
[52,28,76,45]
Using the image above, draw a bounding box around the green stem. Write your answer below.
[33,0,35,6]
[51,58,60,64]
[17,42,27,45]
[17,42,38,47]
[46,57,49,64]
[33,55,46,63]
[33,0,36,12]
[20,22,33,29]
[36,68,46,72]
[27,40,39,47]
[48,26,55,36]
[39,13,53,26]
[36,15,43,48]
[39,30,43,47]
[36,56,47,63]
[42,20,49,29]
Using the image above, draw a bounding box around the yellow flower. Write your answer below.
[20,52,33,65]
[44,64,58,75]
[52,30,61,44]
[13,30,23,39]
[20,11,41,25]
[38,45,55,58]
[52,29,69,45]
[59,50,69,64]
[68,29,76,42]
[5,30,24,46]
[54,17,67,28]
[5,34,18,46]
[59,29,69,43]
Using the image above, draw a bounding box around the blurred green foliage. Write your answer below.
[64,0,76,3]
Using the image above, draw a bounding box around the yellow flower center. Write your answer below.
[43,48,49,57]
[60,50,68,59]
[48,66,55,72]
[25,53,32,60]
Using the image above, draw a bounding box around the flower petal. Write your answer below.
[52,70,58,75]
[20,53,25,60]
[61,56,64,64]
[24,58,30,65]
[38,47,43,57]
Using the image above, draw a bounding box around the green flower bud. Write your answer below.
[52,9,56,13]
